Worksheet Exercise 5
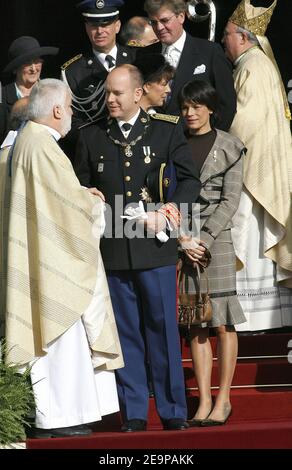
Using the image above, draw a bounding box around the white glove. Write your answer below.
[121,201,171,243]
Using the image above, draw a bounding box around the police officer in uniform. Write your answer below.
[74,64,201,432]
[62,0,136,130]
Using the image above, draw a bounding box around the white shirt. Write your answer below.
[1,130,18,149]
[15,83,24,99]
[117,109,141,139]
[162,30,186,68]
[93,45,118,71]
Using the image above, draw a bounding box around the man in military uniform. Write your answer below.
[74,64,201,432]
[61,0,135,130]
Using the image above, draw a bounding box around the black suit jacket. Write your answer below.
[0,103,8,142]
[1,83,18,114]
[63,44,136,129]
[139,34,236,131]
[0,83,16,139]
[74,109,201,271]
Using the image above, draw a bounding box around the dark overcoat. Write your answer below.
[1,83,18,114]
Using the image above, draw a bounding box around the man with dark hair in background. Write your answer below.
[143,0,236,131]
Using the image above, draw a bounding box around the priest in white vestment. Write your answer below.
[0,79,123,438]
[223,0,292,331]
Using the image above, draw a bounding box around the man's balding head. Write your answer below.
[120,16,158,46]
[105,65,143,121]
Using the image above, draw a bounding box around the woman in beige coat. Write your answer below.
[178,80,246,426]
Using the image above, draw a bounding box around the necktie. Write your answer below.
[164,45,179,68]
[105,55,116,70]
[122,123,132,132]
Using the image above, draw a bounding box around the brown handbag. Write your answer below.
[178,263,212,330]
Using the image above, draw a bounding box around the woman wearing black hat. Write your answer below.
[1,36,59,116]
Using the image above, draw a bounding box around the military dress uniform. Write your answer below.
[74,109,201,424]
[62,45,136,130]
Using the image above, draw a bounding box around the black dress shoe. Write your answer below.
[32,424,92,438]
[187,418,204,427]
[187,409,212,427]
[162,418,189,431]
[121,419,147,432]
[201,408,232,427]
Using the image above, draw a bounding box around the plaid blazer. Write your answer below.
[196,130,246,249]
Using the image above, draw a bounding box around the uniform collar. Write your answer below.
[93,45,118,69]
[117,109,141,137]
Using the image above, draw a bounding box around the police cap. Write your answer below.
[77,0,124,24]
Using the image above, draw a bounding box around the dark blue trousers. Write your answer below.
[107,265,187,421]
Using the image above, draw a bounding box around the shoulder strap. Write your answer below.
[61,54,82,71]
[150,113,180,124]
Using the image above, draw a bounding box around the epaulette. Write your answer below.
[127,40,145,48]
[61,54,83,71]
[150,113,180,124]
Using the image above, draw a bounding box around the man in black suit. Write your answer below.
[61,0,136,129]
[143,0,236,131]
[0,102,8,144]
[75,64,201,432]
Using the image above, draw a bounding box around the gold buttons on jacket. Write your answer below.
[125,161,130,167]
[126,191,132,197]
[125,176,131,182]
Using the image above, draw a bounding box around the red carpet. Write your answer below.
[26,332,292,449]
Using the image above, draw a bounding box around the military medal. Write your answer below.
[143,146,151,164]
[140,186,152,203]
[124,145,133,157]
[106,115,151,158]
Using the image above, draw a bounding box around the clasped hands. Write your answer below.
[179,236,208,265]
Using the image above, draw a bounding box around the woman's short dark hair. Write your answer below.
[178,80,219,125]
[134,53,174,85]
